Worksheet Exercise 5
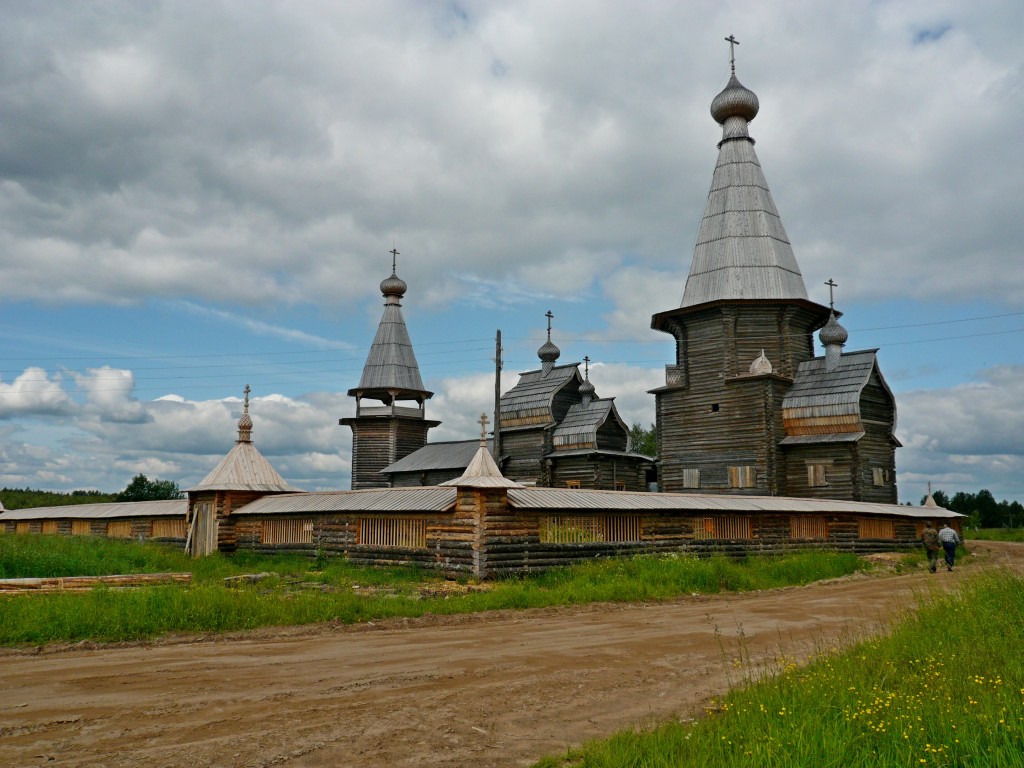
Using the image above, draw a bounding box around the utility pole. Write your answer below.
[493,329,503,463]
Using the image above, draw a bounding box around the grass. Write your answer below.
[965,528,1024,543]
[534,569,1024,768]
[0,534,871,645]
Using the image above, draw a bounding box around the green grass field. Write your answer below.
[0,534,874,645]
[534,569,1024,768]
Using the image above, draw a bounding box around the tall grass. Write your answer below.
[535,570,1024,768]
[0,535,870,645]
[966,528,1024,543]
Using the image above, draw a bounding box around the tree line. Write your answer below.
[924,489,1023,529]
[0,474,182,510]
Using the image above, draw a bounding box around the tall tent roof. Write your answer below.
[349,259,431,402]
[188,388,299,493]
[679,62,812,309]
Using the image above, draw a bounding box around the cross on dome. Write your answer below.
[725,34,740,73]
[478,412,490,445]
[825,278,839,311]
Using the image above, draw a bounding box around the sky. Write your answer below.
[1,0,1022,505]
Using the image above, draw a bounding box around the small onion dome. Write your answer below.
[710,74,759,125]
[749,349,773,375]
[578,378,596,398]
[538,338,560,363]
[380,271,407,298]
[819,312,849,347]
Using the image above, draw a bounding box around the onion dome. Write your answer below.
[538,338,560,362]
[711,74,759,125]
[237,385,253,443]
[578,377,596,402]
[819,312,849,347]
[749,349,773,375]
[380,271,407,299]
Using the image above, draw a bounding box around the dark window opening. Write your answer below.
[711,403,720,413]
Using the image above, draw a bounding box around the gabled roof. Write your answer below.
[500,363,581,428]
[0,499,187,521]
[551,398,628,451]
[234,487,457,515]
[781,350,895,440]
[188,441,300,493]
[382,439,493,475]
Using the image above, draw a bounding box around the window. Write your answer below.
[728,466,756,489]
[693,516,752,540]
[263,518,315,545]
[565,479,582,489]
[711,404,720,413]
[681,468,701,489]
[539,515,641,544]
[358,518,426,549]
[614,481,626,491]
[106,521,132,538]
[41,520,59,535]
[71,520,92,536]
[790,516,829,540]
[872,468,889,486]
[858,518,895,540]
[807,463,829,487]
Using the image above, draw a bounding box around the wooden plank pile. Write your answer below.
[0,573,192,595]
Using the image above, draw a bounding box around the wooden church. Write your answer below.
[341,262,653,490]
[650,43,899,502]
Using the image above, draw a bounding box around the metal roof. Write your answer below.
[382,439,492,474]
[500,363,580,426]
[680,81,810,309]
[350,299,431,400]
[507,488,961,519]
[0,499,187,521]
[188,440,300,493]
[233,487,457,515]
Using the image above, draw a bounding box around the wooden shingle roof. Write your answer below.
[499,363,581,428]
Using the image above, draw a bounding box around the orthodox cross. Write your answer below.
[824,278,838,311]
[389,247,400,274]
[583,355,590,380]
[725,34,739,73]
[545,309,554,341]
[478,412,489,445]
[243,383,250,411]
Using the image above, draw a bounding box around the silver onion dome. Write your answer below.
[710,74,759,125]
[819,312,849,347]
[537,339,560,363]
[380,272,407,298]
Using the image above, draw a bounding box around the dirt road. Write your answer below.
[1,542,1019,768]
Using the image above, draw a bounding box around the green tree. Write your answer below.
[117,474,182,502]
[628,423,657,458]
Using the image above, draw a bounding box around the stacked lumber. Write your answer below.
[0,573,192,595]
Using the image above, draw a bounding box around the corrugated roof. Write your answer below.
[500,364,580,424]
[0,499,187,521]
[506,488,962,519]
[681,130,810,308]
[382,440,492,474]
[188,440,300,493]
[233,487,457,515]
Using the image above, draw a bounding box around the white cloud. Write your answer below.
[0,368,74,418]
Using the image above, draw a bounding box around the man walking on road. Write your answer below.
[921,521,941,573]
[938,523,961,571]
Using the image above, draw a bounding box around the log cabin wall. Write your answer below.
[654,303,826,496]
[501,428,548,485]
[346,417,433,490]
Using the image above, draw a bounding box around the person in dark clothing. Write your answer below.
[921,522,941,573]
[938,522,961,571]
